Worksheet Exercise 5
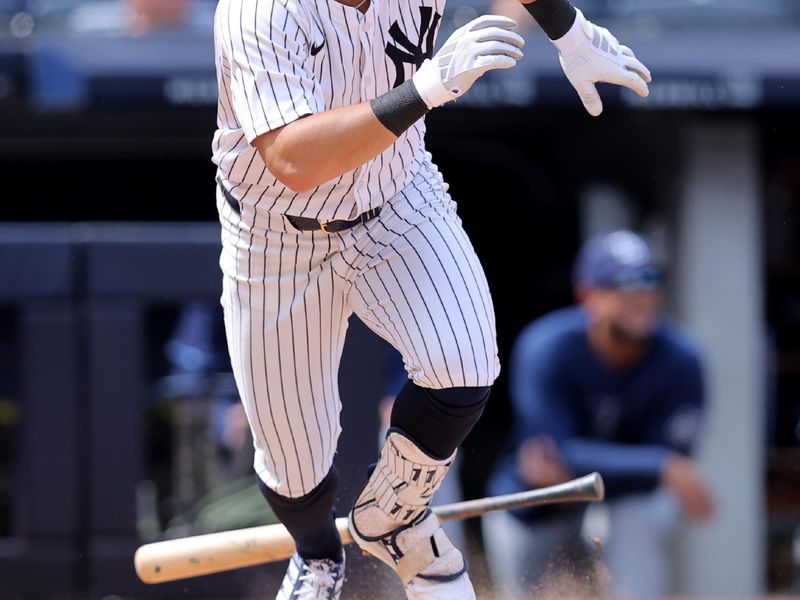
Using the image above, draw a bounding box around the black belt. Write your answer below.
[218,177,241,215]
[285,207,381,234]
[218,177,380,234]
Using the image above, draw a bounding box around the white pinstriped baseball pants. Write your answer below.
[218,165,499,498]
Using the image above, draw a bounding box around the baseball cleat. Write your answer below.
[276,552,345,600]
[350,509,474,600]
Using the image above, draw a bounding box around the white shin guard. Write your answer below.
[348,430,474,597]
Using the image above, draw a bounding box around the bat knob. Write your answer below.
[590,472,605,501]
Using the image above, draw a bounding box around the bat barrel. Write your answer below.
[433,472,604,523]
[134,519,352,584]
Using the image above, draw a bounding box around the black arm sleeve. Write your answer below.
[370,80,430,137]
[524,0,577,40]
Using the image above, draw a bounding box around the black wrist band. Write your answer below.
[524,0,577,40]
[370,80,430,138]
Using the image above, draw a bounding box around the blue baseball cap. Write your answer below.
[574,230,661,290]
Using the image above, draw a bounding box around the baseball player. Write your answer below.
[211,0,651,596]
[484,231,715,598]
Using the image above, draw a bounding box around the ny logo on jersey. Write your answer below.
[385,6,441,88]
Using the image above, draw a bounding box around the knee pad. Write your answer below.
[425,385,491,417]
[391,383,492,459]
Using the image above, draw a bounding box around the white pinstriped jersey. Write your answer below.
[211,0,446,222]
[212,0,499,500]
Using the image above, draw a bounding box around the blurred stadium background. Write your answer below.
[1,0,799,598]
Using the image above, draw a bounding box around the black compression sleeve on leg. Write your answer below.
[524,0,577,40]
[258,467,343,561]
[370,80,430,137]
[390,382,491,459]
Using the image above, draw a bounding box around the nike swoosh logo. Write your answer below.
[310,39,325,56]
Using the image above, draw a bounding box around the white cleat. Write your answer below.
[276,552,345,600]
[350,509,475,600]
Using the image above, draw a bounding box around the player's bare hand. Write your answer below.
[661,453,716,522]
[517,435,572,488]
[551,9,652,116]
[412,15,525,108]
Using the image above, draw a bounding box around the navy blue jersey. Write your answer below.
[488,306,705,520]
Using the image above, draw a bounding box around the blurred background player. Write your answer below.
[484,230,716,599]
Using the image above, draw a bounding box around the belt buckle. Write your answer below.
[320,221,333,234]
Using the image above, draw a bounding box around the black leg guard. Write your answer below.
[390,382,491,459]
[257,466,343,562]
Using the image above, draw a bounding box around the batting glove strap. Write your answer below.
[412,59,454,109]
[551,7,594,56]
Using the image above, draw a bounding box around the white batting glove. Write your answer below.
[552,9,652,116]
[412,15,525,108]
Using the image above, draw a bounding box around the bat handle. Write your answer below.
[433,472,605,523]
[336,516,354,546]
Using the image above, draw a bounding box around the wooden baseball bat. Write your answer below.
[135,472,604,584]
